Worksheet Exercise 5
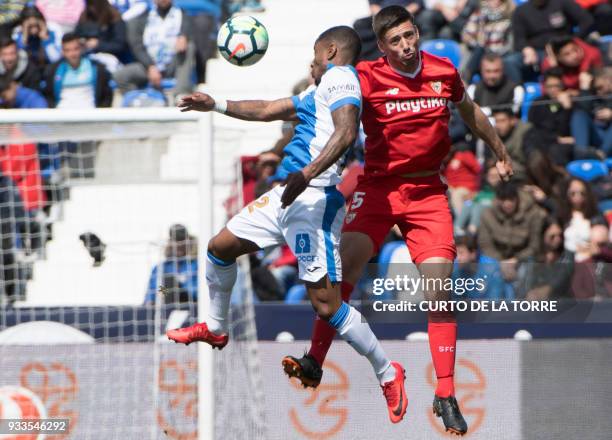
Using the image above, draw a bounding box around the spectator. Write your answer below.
[478,181,545,299]
[42,32,113,108]
[145,224,198,304]
[523,148,567,213]
[0,171,20,303]
[35,0,85,34]
[517,216,574,299]
[558,176,599,261]
[511,0,594,81]
[14,6,62,70]
[0,74,48,108]
[492,109,530,181]
[462,0,516,82]
[0,0,27,39]
[571,67,612,158]
[443,144,481,217]
[575,0,612,36]
[467,53,524,117]
[454,158,500,236]
[418,0,479,41]
[109,0,149,21]
[571,220,612,298]
[0,37,41,90]
[75,0,129,73]
[526,68,574,165]
[175,0,221,84]
[0,141,46,257]
[114,0,194,97]
[542,36,603,92]
[452,234,484,299]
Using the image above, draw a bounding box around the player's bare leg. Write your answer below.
[282,231,374,387]
[420,256,468,436]
[166,227,260,348]
[282,269,407,423]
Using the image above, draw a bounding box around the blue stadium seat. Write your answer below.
[566,160,609,182]
[121,88,167,107]
[521,82,541,122]
[420,39,461,68]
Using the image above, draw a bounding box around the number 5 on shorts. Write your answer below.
[350,192,365,210]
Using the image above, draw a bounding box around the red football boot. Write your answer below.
[381,361,408,424]
[166,322,228,349]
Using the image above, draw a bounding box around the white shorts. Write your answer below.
[226,185,345,283]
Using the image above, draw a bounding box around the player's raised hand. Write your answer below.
[178,93,215,112]
[496,156,514,182]
[280,171,309,209]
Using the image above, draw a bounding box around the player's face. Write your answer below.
[378,21,419,68]
[311,41,329,85]
[481,59,504,87]
[557,43,582,68]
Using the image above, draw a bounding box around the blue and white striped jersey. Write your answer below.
[278,65,362,187]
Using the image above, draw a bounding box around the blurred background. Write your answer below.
[0,0,611,439]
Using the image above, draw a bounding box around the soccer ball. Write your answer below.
[217,15,269,66]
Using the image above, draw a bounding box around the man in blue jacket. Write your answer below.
[42,32,112,108]
[0,73,47,108]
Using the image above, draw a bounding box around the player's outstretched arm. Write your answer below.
[456,94,514,181]
[178,92,297,122]
[280,104,359,208]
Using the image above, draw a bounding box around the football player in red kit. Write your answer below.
[282,6,513,436]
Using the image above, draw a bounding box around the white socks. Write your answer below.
[330,302,394,385]
[206,252,237,335]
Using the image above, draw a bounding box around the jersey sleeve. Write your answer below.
[319,66,362,112]
[291,84,316,108]
[450,68,466,103]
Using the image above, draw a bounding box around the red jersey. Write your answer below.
[357,51,465,177]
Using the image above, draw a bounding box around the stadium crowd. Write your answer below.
[0,0,611,304]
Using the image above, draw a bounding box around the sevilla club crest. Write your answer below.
[430,81,442,94]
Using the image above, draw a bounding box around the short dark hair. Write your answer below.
[456,234,477,252]
[495,181,519,200]
[492,108,515,118]
[550,36,575,56]
[482,52,502,64]
[61,32,81,45]
[0,37,17,50]
[316,25,362,65]
[372,5,415,40]
[542,67,564,83]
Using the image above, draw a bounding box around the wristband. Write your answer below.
[213,98,228,114]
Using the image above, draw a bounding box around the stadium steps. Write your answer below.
[22,184,199,306]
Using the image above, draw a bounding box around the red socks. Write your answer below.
[307,281,354,366]
[428,311,457,398]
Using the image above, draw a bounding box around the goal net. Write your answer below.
[0,108,265,440]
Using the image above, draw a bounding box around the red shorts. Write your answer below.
[342,173,456,264]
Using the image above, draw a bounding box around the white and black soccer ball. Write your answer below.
[217,15,269,66]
